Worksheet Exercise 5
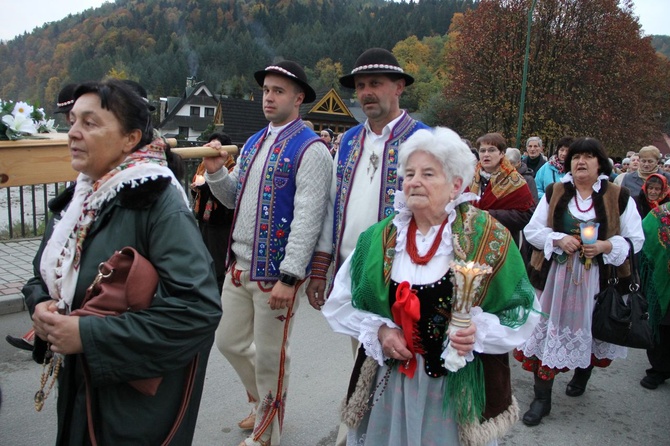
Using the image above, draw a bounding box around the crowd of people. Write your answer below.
[6,46,670,446]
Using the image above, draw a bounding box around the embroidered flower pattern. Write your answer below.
[657,208,670,249]
[268,218,289,273]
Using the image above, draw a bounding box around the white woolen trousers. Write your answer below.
[216,267,301,445]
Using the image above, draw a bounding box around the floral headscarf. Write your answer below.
[642,173,670,210]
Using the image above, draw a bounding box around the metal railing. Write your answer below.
[1,183,68,240]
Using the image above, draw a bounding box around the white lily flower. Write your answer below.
[41,119,58,133]
[2,113,38,135]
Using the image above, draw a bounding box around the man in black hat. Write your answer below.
[204,60,332,446]
[307,47,429,307]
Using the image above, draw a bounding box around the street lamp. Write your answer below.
[515,0,538,148]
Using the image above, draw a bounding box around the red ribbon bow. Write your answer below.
[391,281,421,378]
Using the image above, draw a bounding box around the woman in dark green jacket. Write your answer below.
[25,79,222,445]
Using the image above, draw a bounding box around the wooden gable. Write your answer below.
[309,89,355,118]
[300,89,360,133]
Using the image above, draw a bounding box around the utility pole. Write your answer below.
[516,0,538,149]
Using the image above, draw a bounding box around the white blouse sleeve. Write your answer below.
[469,297,542,355]
[523,196,570,258]
[321,251,399,365]
[602,196,644,265]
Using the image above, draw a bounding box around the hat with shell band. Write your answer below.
[254,60,316,103]
[54,83,78,114]
[339,47,415,89]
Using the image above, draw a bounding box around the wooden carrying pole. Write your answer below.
[0,135,238,188]
[171,146,238,158]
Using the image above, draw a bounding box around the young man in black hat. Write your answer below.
[204,60,332,446]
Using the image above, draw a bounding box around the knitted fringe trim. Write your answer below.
[340,356,379,429]
[458,396,519,446]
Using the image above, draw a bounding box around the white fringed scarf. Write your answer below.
[40,143,188,313]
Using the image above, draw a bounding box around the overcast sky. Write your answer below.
[1,0,668,42]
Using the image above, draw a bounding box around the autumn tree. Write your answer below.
[442,0,670,155]
[393,34,449,111]
[307,58,344,93]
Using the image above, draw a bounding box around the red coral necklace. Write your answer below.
[406,217,449,265]
[574,194,594,213]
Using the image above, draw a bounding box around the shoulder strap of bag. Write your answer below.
[84,354,199,446]
[625,237,640,290]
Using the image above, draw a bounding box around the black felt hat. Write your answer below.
[122,80,157,112]
[54,84,77,114]
[254,60,316,103]
[339,48,415,89]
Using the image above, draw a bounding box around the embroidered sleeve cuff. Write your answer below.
[310,251,332,280]
[359,316,398,366]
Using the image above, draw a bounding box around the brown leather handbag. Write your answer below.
[72,246,161,396]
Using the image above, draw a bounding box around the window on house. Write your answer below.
[205,107,215,117]
[190,106,199,116]
[178,126,189,139]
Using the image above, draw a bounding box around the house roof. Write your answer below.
[159,81,363,145]
[158,81,218,129]
[218,97,267,145]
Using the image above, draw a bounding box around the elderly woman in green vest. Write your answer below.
[322,126,540,446]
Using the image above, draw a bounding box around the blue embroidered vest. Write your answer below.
[331,112,428,271]
[232,119,319,281]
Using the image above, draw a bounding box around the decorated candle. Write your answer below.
[449,260,493,327]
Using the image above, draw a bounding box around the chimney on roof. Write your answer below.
[186,76,196,89]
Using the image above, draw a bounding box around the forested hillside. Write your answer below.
[652,35,670,60]
[0,0,474,113]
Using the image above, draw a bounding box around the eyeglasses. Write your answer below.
[478,147,499,154]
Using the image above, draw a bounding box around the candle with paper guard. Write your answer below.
[580,221,599,244]
[449,260,492,327]
[579,222,599,270]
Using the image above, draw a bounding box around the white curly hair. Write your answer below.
[398,126,477,194]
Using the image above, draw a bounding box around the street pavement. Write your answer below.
[0,239,668,445]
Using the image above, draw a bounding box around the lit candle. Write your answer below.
[579,221,600,269]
